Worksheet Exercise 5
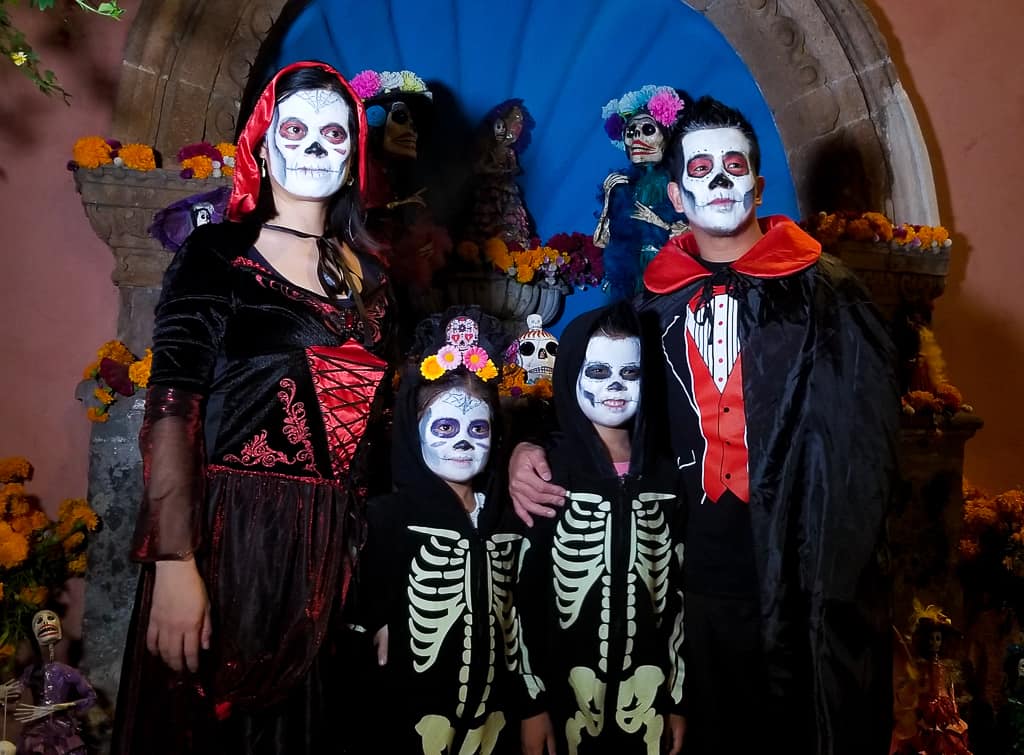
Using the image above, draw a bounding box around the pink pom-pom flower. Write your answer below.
[436,345,461,371]
[647,89,685,128]
[350,70,382,100]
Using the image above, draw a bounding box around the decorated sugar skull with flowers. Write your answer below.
[350,69,432,160]
[514,314,559,384]
[602,85,686,164]
[420,312,499,383]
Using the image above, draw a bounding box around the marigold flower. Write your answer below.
[128,349,153,387]
[63,532,86,552]
[17,586,48,608]
[72,136,113,169]
[93,387,116,406]
[97,340,136,365]
[477,360,498,382]
[0,521,30,569]
[214,143,236,160]
[420,355,445,381]
[958,539,979,560]
[118,143,156,171]
[0,457,32,484]
[181,155,214,179]
[87,407,109,423]
[67,553,88,576]
[515,265,536,284]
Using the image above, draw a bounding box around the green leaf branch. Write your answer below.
[1,0,124,102]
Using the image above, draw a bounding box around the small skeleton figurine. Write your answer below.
[513,314,558,384]
[594,85,689,301]
[13,611,96,755]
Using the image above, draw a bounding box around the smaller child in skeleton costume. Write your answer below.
[515,302,685,755]
[14,611,97,755]
[594,86,689,302]
[357,307,522,754]
[352,69,451,294]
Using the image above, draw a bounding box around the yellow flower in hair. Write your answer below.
[420,355,445,381]
[477,360,498,382]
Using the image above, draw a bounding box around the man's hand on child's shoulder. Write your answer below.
[508,442,566,527]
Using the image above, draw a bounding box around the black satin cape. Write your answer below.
[639,216,898,754]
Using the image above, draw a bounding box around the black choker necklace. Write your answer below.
[261,222,351,301]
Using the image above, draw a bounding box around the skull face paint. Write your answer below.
[32,609,62,646]
[383,101,417,158]
[267,88,352,199]
[576,335,641,428]
[678,127,757,236]
[419,388,492,483]
[624,114,666,164]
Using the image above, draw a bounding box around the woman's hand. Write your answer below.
[373,625,389,666]
[147,558,211,673]
[521,711,557,755]
[508,442,566,527]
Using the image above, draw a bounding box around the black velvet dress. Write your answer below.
[112,220,394,755]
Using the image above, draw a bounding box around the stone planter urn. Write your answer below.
[442,270,568,336]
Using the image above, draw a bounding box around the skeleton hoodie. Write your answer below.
[358,315,523,755]
[515,302,685,755]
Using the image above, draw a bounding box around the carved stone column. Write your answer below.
[73,166,230,353]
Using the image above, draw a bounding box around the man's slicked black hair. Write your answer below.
[664,95,761,183]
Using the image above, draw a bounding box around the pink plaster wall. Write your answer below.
[0,5,132,634]
[868,0,1024,494]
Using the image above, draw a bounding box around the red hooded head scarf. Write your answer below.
[227,60,369,221]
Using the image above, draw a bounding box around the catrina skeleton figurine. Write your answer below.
[594,85,689,301]
[13,611,96,755]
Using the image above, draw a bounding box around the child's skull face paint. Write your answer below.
[576,335,641,428]
[679,127,757,236]
[268,89,351,199]
[419,388,492,483]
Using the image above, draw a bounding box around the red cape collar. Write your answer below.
[643,215,821,294]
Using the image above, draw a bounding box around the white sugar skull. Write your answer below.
[32,609,62,647]
[516,314,558,384]
[383,101,418,159]
[576,335,641,428]
[419,387,492,483]
[266,88,352,199]
[445,316,479,351]
[674,126,757,236]
[624,113,666,164]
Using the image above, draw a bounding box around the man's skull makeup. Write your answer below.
[576,335,641,428]
[419,387,492,483]
[677,127,757,236]
[267,88,352,199]
[383,101,418,159]
[624,114,666,164]
[32,609,62,647]
[516,314,558,384]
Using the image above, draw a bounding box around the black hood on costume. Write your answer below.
[389,307,509,510]
[552,301,648,479]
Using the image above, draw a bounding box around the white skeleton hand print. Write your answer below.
[552,490,675,752]
[408,526,524,754]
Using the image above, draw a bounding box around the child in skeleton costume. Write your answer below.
[594,86,689,302]
[516,302,686,755]
[112,62,394,755]
[357,307,522,754]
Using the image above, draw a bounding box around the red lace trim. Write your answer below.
[222,378,320,474]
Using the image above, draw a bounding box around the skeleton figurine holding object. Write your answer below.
[594,86,689,301]
[14,611,96,755]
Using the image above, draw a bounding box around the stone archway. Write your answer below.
[109,0,938,224]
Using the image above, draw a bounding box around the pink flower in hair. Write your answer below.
[647,89,685,128]
[462,347,489,373]
[436,345,461,371]
[350,70,382,100]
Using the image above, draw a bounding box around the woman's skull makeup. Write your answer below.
[677,126,757,236]
[576,335,641,428]
[267,88,352,199]
[419,387,492,483]
[32,609,62,647]
[624,114,665,164]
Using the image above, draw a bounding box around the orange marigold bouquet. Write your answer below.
[81,340,152,423]
[498,363,553,400]
[69,136,157,172]
[0,458,99,675]
[805,210,951,251]
[960,481,1024,619]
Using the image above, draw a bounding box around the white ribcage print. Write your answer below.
[552,491,674,673]
[408,526,524,719]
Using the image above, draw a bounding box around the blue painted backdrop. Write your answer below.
[276,0,799,333]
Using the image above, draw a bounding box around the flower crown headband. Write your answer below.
[420,315,498,382]
[350,69,433,128]
[602,85,685,150]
